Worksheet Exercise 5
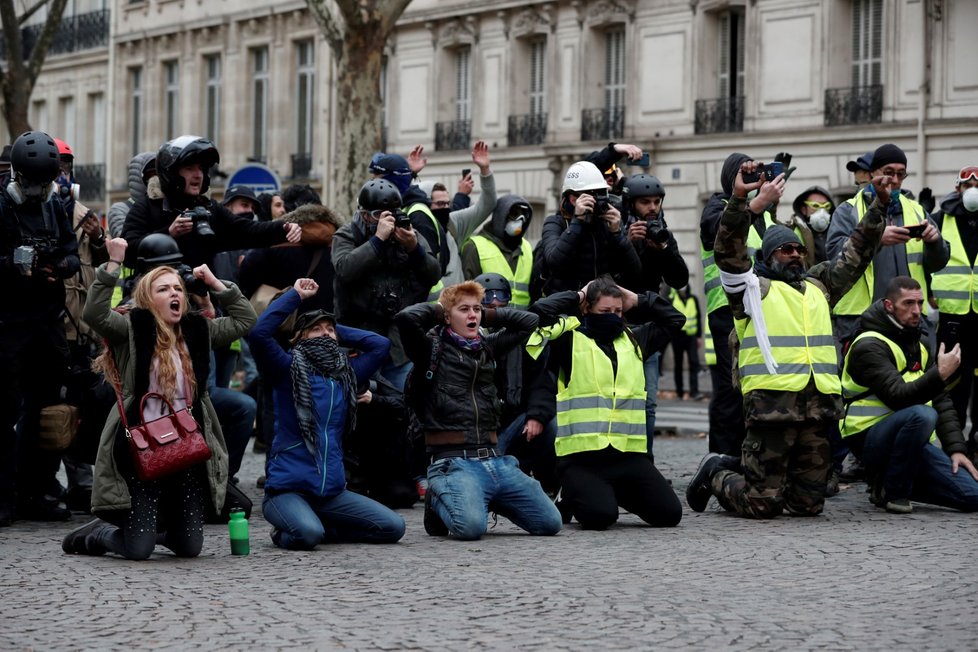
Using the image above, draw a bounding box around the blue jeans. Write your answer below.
[262,489,405,550]
[496,414,559,495]
[209,386,257,479]
[861,405,937,500]
[644,352,661,456]
[426,455,562,540]
[910,443,978,512]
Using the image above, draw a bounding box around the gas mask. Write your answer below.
[963,187,978,213]
[505,216,526,237]
[6,178,57,205]
[808,209,831,232]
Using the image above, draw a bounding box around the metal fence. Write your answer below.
[824,85,883,127]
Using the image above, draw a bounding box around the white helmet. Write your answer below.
[561,161,607,195]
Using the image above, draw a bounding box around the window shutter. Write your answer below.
[718,13,730,98]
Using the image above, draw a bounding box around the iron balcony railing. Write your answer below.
[0,9,109,59]
[694,96,744,134]
[824,85,883,127]
[290,153,312,179]
[74,163,105,202]
[435,120,471,151]
[507,113,548,146]
[581,107,624,141]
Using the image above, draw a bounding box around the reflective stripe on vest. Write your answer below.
[931,214,978,315]
[555,330,647,456]
[833,192,928,316]
[669,289,698,336]
[469,235,533,309]
[735,280,841,395]
[701,211,777,314]
[526,316,580,361]
[840,331,935,442]
[704,329,716,366]
[110,264,136,308]
[407,203,446,302]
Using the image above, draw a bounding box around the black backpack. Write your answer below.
[404,334,444,418]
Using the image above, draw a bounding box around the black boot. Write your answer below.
[686,453,734,512]
[62,519,110,556]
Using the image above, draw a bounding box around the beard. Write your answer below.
[770,258,807,283]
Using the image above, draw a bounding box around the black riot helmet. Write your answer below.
[156,135,220,197]
[10,130,61,186]
[137,233,183,272]
[473,272,512,306]
[357,178,402,212]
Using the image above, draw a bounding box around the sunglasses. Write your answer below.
[880,168,908,180]
[776,243,808,256]
[804,200,832,210]
[481,289,511,305]
[958,167,978,184]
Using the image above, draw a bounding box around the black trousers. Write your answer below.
[707,308,746,456]
[556,447,682,529]
[671,332,700,395]
[0,319,69,505]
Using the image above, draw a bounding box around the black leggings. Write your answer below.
[97,469,206,560]
[557,447,682,530]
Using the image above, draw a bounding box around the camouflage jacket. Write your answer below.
[715,194,885,423]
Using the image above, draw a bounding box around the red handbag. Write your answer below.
[113,388,212,482]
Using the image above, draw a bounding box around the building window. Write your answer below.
[204,54,221,143]
[58,96,75,149]
[251,47,269,161]
[529,40,546,116]
[164,60,179,140]
[852,0,882,87]
[604,28,625,111]
[455,47,471,122]
[130,67,142,157]
[295,40,315,158]
[718,10,744,100]
[89,92,105,163]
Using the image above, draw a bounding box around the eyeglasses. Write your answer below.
[804,200,832,210]
[431,200,451,209]
[776,243,808,256]
[957,167,978,184]
[366,209,388,219]
[880,168,908,180]
[481,289,511,306]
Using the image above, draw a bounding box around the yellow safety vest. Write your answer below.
[110,264,136,308]
[702,211,785,315]
[670,289,698,336]
[555,330,647,456]
[469,235,533,309]
[840,331,935,442]
[407,203,445,302]
[735,280,841,395]
[833,192,928,316]
[704,329,716,366]
[931,214,978,315]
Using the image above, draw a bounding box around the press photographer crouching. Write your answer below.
[62,237,256,559]
[0,131,80,525]
[121,135,301,270]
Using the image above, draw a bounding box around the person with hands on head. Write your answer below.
[527,275,685,530]
[826,143,948,347]
[538,160,642,297]
[840,276,978,514]
[684,159,888,520]
[246,277,404,550]
[121,136,301,271]
[62,237,257,559]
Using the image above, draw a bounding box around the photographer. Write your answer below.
[0,131,81,524]
[121,136,300,270]
[332,179,441,391]
[538,161,642,296]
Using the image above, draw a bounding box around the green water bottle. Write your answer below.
[228,508,250,556]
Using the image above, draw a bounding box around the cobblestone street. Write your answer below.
[3,433,976,650]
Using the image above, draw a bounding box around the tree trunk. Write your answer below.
[331,35,385,217]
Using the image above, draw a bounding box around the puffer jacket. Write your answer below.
[395,302,539,447]
[83,265,256,520]
[107,152,155,238]
[845,300,965,454]
[247,289,390,497]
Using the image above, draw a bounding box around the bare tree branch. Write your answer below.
[306,0,345,58]
[27,0,68,79]
[18,0,51,25]
[0,0,26,73]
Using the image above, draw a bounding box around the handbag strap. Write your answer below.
[110,383,180,430]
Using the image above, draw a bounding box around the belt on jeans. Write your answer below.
[430,447,499,463]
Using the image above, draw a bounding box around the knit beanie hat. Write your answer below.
[870,144,907,171]
[761,225,802,262]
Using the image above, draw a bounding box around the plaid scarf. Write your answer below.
[290,336,357,460]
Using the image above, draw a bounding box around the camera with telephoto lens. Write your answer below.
[12,236,58,276]
[183,206,215,238]
[645,216,672,245]
[581,191,611,222]
[393,210,412,229]
[13,245,36,275]
[174,263,210,297]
